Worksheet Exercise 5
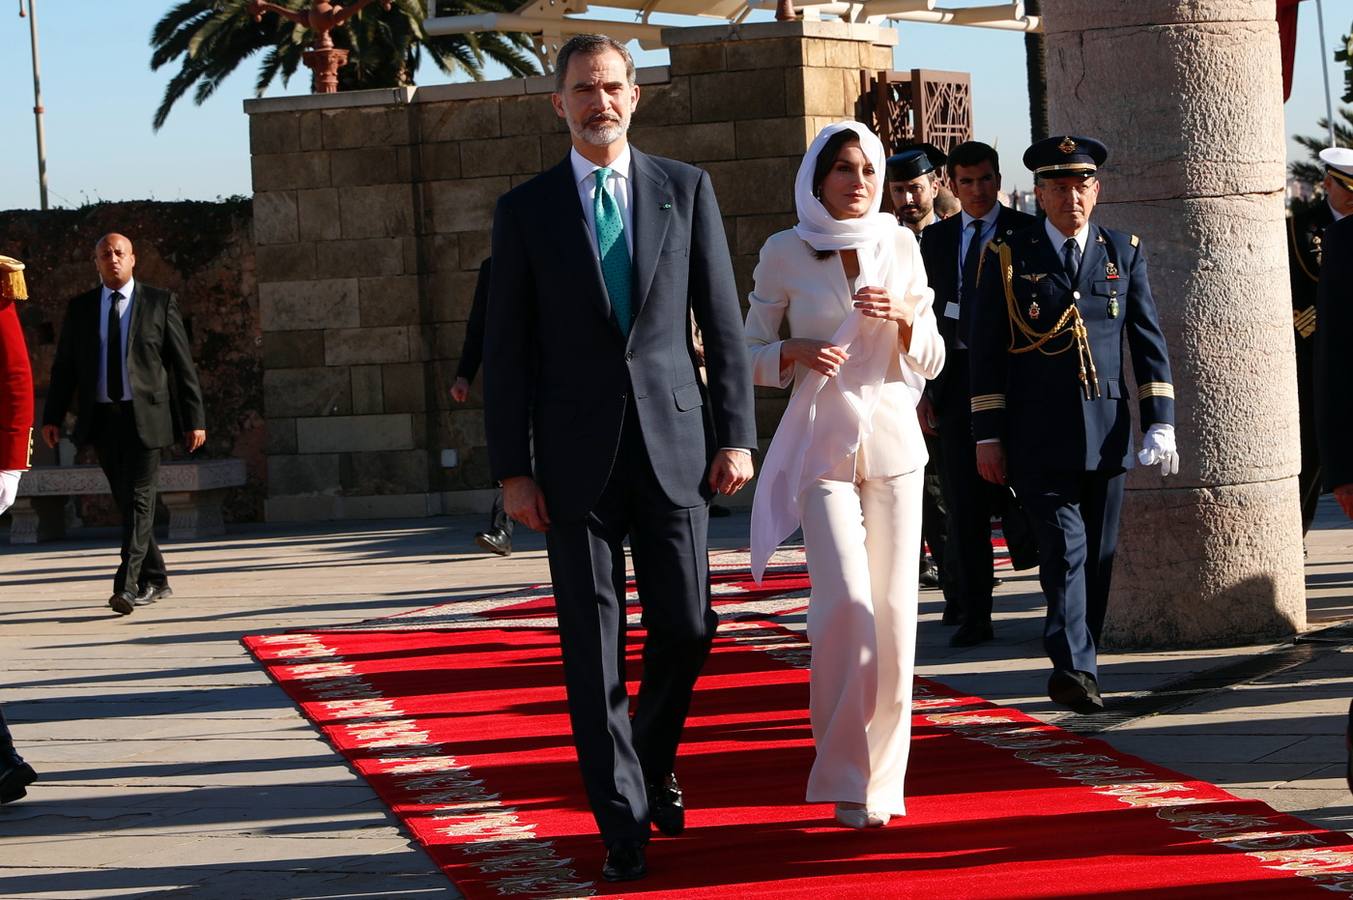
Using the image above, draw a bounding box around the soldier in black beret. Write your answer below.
[968,135,1178,713]
[886,143,946,235]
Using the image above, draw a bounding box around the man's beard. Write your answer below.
[572,112,628,146]
[897,206,930,225]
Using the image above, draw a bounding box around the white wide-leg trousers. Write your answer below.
[798,458,922,815]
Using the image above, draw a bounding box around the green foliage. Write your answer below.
[150,0,539,130]
[1291,107,1353,187]
[1337,22,1353,104]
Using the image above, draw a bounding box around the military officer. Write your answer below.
[969,136,1178,713]
[1289,147,1353,535]
[0,255,39,803]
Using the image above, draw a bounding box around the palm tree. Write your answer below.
[1292,107,1352,188]
[150,0,538,130]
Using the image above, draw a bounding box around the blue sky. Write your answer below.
[0,2,1346,210]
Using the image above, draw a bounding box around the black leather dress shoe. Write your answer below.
[108,592,138,615]
[1048,669,1104,714]
[918,558,941,589]
[474,529,512,557]
[135,584,173,605]
[0,760,37,804]
[648,773,685,836]
[949,621,995,647]
[602,841,647,882]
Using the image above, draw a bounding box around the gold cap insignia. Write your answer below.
[0,256,27,302]
[1058,136,1077,155]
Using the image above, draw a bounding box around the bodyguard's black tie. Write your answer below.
[107,292,124,402]
[959,219,985,340]
[1062,237,1082,283]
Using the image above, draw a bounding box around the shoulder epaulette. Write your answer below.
[1130,234,1140,247]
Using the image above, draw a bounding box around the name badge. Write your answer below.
[944,301,961,321]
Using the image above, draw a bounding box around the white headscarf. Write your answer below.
[750,121,922,582]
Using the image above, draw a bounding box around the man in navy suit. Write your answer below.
[484,34,756,882]
[969,136,1178,713]
[919,141,1036,648]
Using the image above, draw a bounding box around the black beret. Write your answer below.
[886,143,946,182]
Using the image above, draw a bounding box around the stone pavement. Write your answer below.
[1,498,1351,898]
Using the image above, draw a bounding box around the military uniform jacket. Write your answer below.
[1289,203,1333,350]
[1316,214,1353,490]
[968,221,1175,476]
[0,297,34,470]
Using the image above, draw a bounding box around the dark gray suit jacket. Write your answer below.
[43,283,205,449]
[484,149,756,522]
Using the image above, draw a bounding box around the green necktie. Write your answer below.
[593,166,633,335]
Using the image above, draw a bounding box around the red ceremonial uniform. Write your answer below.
[0,296,34,471]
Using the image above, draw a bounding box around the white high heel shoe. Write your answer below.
[834,803,890,829]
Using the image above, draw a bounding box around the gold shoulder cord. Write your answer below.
[1289,216,1319,284]
[998,243,1100,400]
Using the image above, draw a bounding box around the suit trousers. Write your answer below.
[92,403,166,595]
[544,408,716,846]
[1012,469,1126,679]
[798,456,921,815]
[935,354,1000,626]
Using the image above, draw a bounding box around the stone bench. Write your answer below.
[8,459,246,544]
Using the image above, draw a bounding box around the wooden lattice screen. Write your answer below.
[857,69,973,186]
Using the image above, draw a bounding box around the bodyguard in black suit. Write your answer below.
[969,137,1177,713]
[42,234,206,616]
[919,141,1035,647]
[1316,212,1353,519]
[483,35,755,882]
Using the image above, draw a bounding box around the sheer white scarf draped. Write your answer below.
[750,121,925,582]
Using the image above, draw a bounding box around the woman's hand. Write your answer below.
[853,285,919,326]
[781,339,850,377]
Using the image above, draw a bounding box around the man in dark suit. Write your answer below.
[42,234,206,616]
[483,34,755,882]
[969,136,1177,713]
[449,257,513,556]
[1313,212,1353,792]
[919,141,1036,647]
[1289,147,1353,535]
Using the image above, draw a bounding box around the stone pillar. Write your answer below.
[1041,1,1305,645]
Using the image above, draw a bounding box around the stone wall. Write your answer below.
[248,21,895,521]
[0,200,263,523]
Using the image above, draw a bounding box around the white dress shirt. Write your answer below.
[570,145,634,258]
[1330,199,1347,223]
[1045,216,1090,260]
[953,204,1002,349]
[98,278,135,403]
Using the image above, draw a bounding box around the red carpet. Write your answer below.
[243,555,1353,898]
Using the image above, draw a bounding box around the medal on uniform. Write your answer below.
[1105,262,1118,280]
[1108,299,1119,318]
[1028,301,1040,320]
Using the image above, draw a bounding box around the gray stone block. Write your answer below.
[259,279,359,331]
[252,151,331,192]
[266,417,297,454]
[456,231,491,268]
[297,188,341,242]
[264,367,351,417]
[636,79,691,127]
[267,453,341,496]
[299,110,323,150]
[422,177,509,233]
[254,243,316,282]
[262,330,325,368]
[422,233,460,272]
[691,69,787,123]
[500,93,565,137]
[322,105,411,149]
[459,136,542,178]
[420,98,500,143]
[250,113,300,155]
[253,192,298,245]
[338,183,416,239]
[629,122,735,163]
[358,275,420,327]
[702,157,798,216]
[382,363,426,414]
[296,414,414,453]
[340,449,430,494]
[330,147,409,188]
[324,326,411,365]
[350,365,383,415]
[428,270,479,322]
[418,141,462,181]
[314,238,405,278]
[735,117,815,159]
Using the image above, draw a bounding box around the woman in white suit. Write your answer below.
[745,121,944,828]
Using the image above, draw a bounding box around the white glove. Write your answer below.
[1137,423,1179,476]
[0,469,21,515]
